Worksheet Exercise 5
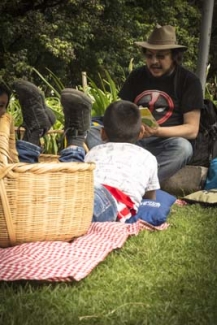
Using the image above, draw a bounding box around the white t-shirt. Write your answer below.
[85,142,160,210]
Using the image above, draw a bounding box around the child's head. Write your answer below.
[102,100,143,143]
[0,83,11,117]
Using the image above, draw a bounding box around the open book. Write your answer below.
[139,106,158,128]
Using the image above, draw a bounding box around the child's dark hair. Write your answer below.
[103,100,141,143]
[0,83,11,107]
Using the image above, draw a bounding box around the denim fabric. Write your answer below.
[59,146,85,162]
[93,184,117,222]
[137,137,193,182]
[86,125,105,149]
[16,140,117,222]
[16,140,41,163]
[85,126,193,182]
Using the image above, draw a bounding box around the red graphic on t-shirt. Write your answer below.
[134,90,174,125]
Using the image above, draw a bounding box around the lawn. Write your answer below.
[0,203,217,325]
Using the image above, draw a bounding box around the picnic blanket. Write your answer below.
[0,220,169,282]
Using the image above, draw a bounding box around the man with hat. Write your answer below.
[118,24,204,182]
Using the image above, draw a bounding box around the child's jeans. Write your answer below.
[16,140,117,222]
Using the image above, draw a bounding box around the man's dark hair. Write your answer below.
[103,100,141,143]
[0,83,11,107]
[171,48,184,65]
[141,48,184,65]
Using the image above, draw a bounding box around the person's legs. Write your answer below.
[86,125,105,149]
[16,140,41,163]
[13,80,56,162]
[93,184,117,222]
[61,88,92,147]
[60,89,117,222]
[59,146,85,162]
[137,137,193,182]
[14,80,56,146]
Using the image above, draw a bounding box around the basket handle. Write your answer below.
[0,113,19,165]
[0,179,16,246]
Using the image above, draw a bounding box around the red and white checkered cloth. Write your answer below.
[0,220,169,282]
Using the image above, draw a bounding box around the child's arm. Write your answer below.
[143,190,156,200]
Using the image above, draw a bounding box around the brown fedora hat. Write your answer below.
[135,24,187,50]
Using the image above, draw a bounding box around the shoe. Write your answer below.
[13,80,56,142]
[61,89,92,146]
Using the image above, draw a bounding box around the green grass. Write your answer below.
[1,203,217,325]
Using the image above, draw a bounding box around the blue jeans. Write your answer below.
[86,126,193,182]
[16,140,117,222]
[86,125,105,149]
[137,136,193,182]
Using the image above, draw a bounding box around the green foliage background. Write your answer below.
[1,0,216,92]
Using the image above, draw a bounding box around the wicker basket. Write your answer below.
[0,114,95,247]
[39,154,60,163]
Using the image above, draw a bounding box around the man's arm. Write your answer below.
[142,109,201,140]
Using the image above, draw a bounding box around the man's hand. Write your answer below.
[142,124,159,138]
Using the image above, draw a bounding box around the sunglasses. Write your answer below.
[145,51,171,61]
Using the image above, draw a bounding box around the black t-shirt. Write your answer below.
[118,65,204,127]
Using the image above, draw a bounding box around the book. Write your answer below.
[139,106,158,128]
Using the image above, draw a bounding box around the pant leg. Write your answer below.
[85,125,105,149]
[59,146,86,162]
[93,184,117,222]
[137,137,193,182]
[16,140,41,163]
